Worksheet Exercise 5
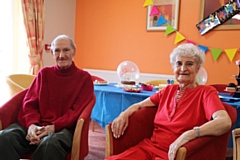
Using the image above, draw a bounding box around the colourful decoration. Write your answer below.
[186,39,196,45]
[165,24,176,35]
[210,48,223,61]
[196,0,240,35]
[149,5,159,16]
[157,15,167,26]
[198,45,209,53]
[174,32,185,44]
[143,1,240,63]
[225,48,238,62]
[143,0,153,7]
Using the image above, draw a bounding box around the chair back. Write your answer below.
[209,84,228,93]
[6,74,35,97]
[91,75,105,82]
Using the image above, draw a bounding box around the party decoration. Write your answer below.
[211,48,223,61]
[186,40,196,45]
[117,61,140,84]
[143,0,153,7]
[198,45,209,53]
[196,0,240,35]
[225,48,238,62]
[149,5,159,16]
[174,32,185,44]
[157,15,167,26]
[196,67,208,85]
[165,24,176,35]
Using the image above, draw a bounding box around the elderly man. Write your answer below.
[0,35,94,160]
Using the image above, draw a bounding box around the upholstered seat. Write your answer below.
[5,74,35,97]
[0,89,96,160]
[105,103,236,160]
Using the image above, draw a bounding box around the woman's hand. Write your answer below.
[168,130,196,160]
[111,112,129,138]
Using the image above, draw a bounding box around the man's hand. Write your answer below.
[26,124,45,145]
[26,124,55,145]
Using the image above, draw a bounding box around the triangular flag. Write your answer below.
[150,5,159,16]
[165,24,175,35]
[225,48,238,62]
[210,48,222,61]
[198,45,208,53]
[174,32,185,44]
[186,40,196,45]
[143,0,153,7]
[156,15,167,26]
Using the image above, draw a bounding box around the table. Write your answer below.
[219,92,240,148]
[91,83,156,129]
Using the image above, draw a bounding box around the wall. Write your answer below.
[42,0,76,67]
[74,0,240,85]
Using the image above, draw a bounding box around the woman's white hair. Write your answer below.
[50,35,76,50]
[170,43,205,67]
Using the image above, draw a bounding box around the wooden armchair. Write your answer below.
[232,128,240,160]
[0,89,96,160]
[105,102,236,160]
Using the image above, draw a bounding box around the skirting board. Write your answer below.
[84,68,175,83]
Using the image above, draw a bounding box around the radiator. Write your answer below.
[84,68,175,83]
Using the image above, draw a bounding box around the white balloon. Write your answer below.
[117,61,140,82]
[196,67,208,85]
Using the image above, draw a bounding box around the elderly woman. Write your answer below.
[105,43,231,160]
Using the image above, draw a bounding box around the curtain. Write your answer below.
[21,0,45,75]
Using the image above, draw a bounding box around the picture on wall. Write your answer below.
[146,0,180,31]
[199,0,240,30]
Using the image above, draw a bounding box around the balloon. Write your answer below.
[196,67,208,85]
[117,61,140,83]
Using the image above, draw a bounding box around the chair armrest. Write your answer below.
[105,107,157,158]
[71,94,96,160]
[183,102,236,159]
[0,89,28,130]
[233,128,240,160]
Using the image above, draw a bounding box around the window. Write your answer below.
[0,0,30,103]
[0,0,30,78]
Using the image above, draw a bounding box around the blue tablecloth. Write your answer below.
[219,92,240,148]
[91,83,156,129]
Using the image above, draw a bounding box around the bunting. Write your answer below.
[143,1,240,63]
[143,0,153,7]
[149,5,159,16]
[211,48,223,61]
[174,32,185,44]
[165,24,175,35]
[157,15,167,26]
[225,49,238,62]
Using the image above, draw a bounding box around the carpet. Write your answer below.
[85,122,105,160]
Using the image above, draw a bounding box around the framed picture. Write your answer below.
[200,0,240,30]
[147,0,180,31]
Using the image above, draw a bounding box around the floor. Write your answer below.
[85,122,105,160]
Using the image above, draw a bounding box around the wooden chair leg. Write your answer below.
[91,119,94,132]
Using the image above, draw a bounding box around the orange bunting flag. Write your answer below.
[150,5,159,16]
[225,48,238,62]
[165,24,176,35]
[143,0,153,7]
[174,32,185,44]
[210,48,222,61]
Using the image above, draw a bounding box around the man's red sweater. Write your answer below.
[18,62,94,132]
